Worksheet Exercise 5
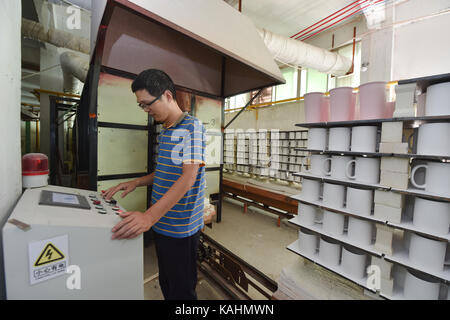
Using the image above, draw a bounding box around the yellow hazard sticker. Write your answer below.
[34,243,65,267]
[28,235,69,285]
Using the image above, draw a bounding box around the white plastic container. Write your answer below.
[413,197,450,235]
[298,204,317,226]
[304,92,330,123]
[323,183,345,209]
[300,179,321,201]
[346,187,373,216]
[328,127,351,151]
[322,210,345,235]
[341,246,367,279]
[347,217,373,246]
[408,233,446,272]
[298,229,318,255]
[351,126,378,153]
[403,269,440,300]
[319,236,341,266]
[425,82,450,116]
[417,123,450,157]
[329,87,357,121]
[359,81,387,120]
[307,128,327,150]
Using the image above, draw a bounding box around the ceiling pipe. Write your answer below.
[22,18,89,54]
[291,0,369,39]
[257,28,352,76]
[22,17,89,94]
[60,51,88,89]
[299,0,386,41]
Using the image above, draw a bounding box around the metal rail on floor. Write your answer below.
[198,232,278,300]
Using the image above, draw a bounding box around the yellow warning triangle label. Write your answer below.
[34,243,65,267]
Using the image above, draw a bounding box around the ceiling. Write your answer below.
[224,0,360,37]
[19,0,365,114]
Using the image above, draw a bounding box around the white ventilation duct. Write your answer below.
[257,28,352,76]
[60,51,88,92]
[22,18,90,54]
[22,18,89,93]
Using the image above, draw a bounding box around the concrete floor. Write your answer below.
[143,197,373,300]
[203,200,300,283]
[143,199,299,300]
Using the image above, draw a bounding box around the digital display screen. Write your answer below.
[39,190,90,210]
[52,193,80,205]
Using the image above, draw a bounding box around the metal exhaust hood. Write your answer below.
[91,0,285,98]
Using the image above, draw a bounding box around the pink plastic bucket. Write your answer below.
[359,81,387,120]
[329,87,356,121]
[304,92,329,122]
[385,101,395,118]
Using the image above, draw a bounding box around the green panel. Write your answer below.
[194,96,222,134]
[275,67,297,100]
[193,95,222,169]
[98,127,148,175]
[205,170,220,197]
[306,68,328,93]
[205,134,222,168]
[97,73,148,126]
[97,179,148,212]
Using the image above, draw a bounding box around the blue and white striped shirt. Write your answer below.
[151,114,206,238]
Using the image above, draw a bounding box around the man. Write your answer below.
[103,69,206,300]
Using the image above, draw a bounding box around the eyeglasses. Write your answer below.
[138,93,163,110]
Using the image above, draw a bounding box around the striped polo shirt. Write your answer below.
[151,113,206,238]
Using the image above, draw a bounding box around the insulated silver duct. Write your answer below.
[22,18,90,54]
[257,28,352,76]
[22,18,89,93]
[60,51,88,84]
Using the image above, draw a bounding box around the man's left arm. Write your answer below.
[111,120,205,239]
[111,163,200,240]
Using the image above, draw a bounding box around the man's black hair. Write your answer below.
[131,69,177,100]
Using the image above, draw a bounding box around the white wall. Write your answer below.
[0,0,22,300]
[392,0,450,79]
[226,0,450,131]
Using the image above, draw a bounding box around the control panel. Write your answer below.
[88,191,124,215]
[2,185,143,300]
